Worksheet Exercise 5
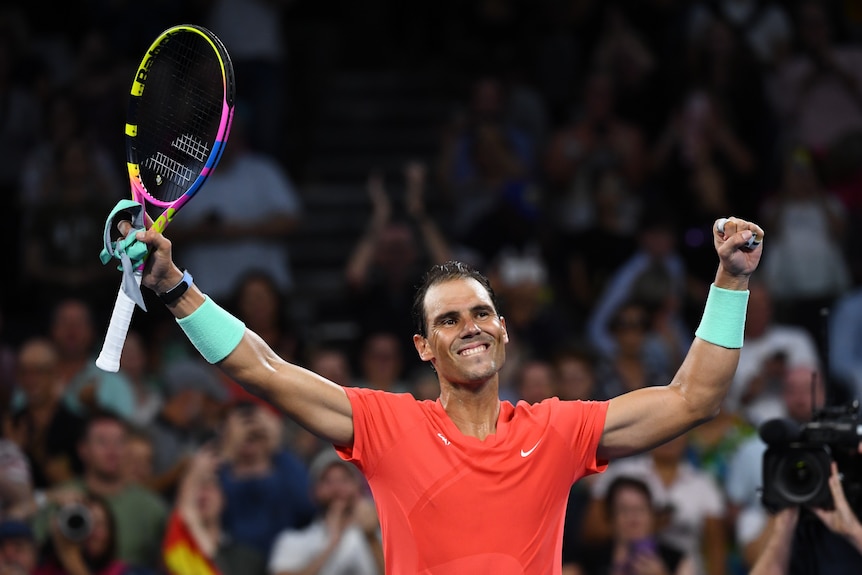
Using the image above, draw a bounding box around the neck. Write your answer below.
[440,380,501,440]
[84,473,126,498]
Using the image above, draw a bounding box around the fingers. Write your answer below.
[715,216,765,249]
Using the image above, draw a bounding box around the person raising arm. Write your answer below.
[117,214,763,574]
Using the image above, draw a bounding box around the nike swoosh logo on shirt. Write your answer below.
[520,439,541,457]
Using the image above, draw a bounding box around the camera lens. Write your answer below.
[775,451,827,504]
[57,503,93,542]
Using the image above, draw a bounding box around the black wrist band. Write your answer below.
[158,269,193,305]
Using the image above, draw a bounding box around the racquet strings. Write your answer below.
[133,31,225,203]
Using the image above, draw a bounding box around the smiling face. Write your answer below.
[413,278,508,387]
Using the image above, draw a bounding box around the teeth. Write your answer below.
[460,345,486,356]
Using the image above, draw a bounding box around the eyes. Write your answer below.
[435,308,494,328]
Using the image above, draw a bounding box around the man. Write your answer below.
[120,214,762,573]
[268,447,384,575]
[0,520,39,575]
[33,411,168,570]
[6,337,85,489]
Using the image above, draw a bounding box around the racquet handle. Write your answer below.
[95,274,142,372]
[715,217,762,249]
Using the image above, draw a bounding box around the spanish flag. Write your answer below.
[162,510,221,575]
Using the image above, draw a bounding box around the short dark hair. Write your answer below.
[605,476,654,518]
[412,261,500,337]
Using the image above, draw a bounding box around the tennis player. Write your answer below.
[121,215,763,574]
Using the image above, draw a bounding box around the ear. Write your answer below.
[413,334,434,362]
[500,316,509,344]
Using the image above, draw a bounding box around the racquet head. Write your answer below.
[97,24,236,373]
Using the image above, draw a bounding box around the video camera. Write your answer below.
[760,399,862,512]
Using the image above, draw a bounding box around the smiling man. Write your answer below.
[117,213,763,574]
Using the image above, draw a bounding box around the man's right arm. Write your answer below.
[134,226,355,447]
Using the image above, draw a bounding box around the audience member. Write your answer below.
[724,365,827,569]
[583,434,727,575]
[169,112,302,302]
[268,447,383,575]
[47,298,135,421]
[146,359,229,498]
[592,300,674,400]
[19,135,119,309]
[0,519,39,575]
[353,331,410,394]
[767,0,862,155]
[0,439,36,522]
[551,346,599,402]
[118,330,164,429]
[543,70,649,215]
[587,213,690,372]
[216,401,315,557]
[829,271,862,401]
[163,446,265,575]
[121,427,154,491]
[759,147,851,338]
[513,358,556,405]
[727,282,821,426]
[345,161,451,371]
[5,337,85,490]
[565,476,696,575]
[33,411,168,570]
[35,491,156,575]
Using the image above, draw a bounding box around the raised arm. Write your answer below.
[133,225,355,447]
[597,217,764,459]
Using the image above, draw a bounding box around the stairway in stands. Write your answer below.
[286,66,451,346]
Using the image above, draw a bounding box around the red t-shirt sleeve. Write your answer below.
[552,398,610,481]
[335,387,420,478]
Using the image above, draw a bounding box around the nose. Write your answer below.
[461,317,481,337]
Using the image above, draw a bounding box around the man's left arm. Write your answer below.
[598,217,764,460]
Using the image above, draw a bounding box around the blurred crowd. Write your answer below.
[1,0,862,573]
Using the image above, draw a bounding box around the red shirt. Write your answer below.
[336,388,609,574]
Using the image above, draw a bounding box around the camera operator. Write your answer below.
[35,492,157,575]
[750,459,862,575]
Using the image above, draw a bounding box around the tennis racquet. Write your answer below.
[96,24,236,372]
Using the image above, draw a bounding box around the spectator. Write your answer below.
[513,359,556,405]
[345,161,451,371]
[759,147,851,339]
[46,298,135,422]
[121,428,154,491]
[5,337,85,490]
[169,112,302,302]
[587,213,691,373]
[829,272,862,401]
[593,301,674,400]
[0,439,36,521]
[685,0,793,69]
[767,0,862,155]
[551,346,599,402]
[204,0,291,158]
[217,401,315,557]
[727,282,821,427]
[146,359,230,498]
[724,365,826,570]
[268,448,383,575]
[19,135,119,310]
[353,331,410,395]
[565,476,696,575]
[33,411,168,570]
[229,270,300,365]
[118,330,164,429]
[35,491,156,575]
[0,519,39,575]
[582,434,727,575]
[163,446,265,575]
[543,70,649,217]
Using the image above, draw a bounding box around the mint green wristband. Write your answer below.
[695,284,749,349]
[177,296,245,363]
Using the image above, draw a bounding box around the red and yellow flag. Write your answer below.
[162,510,221,575]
